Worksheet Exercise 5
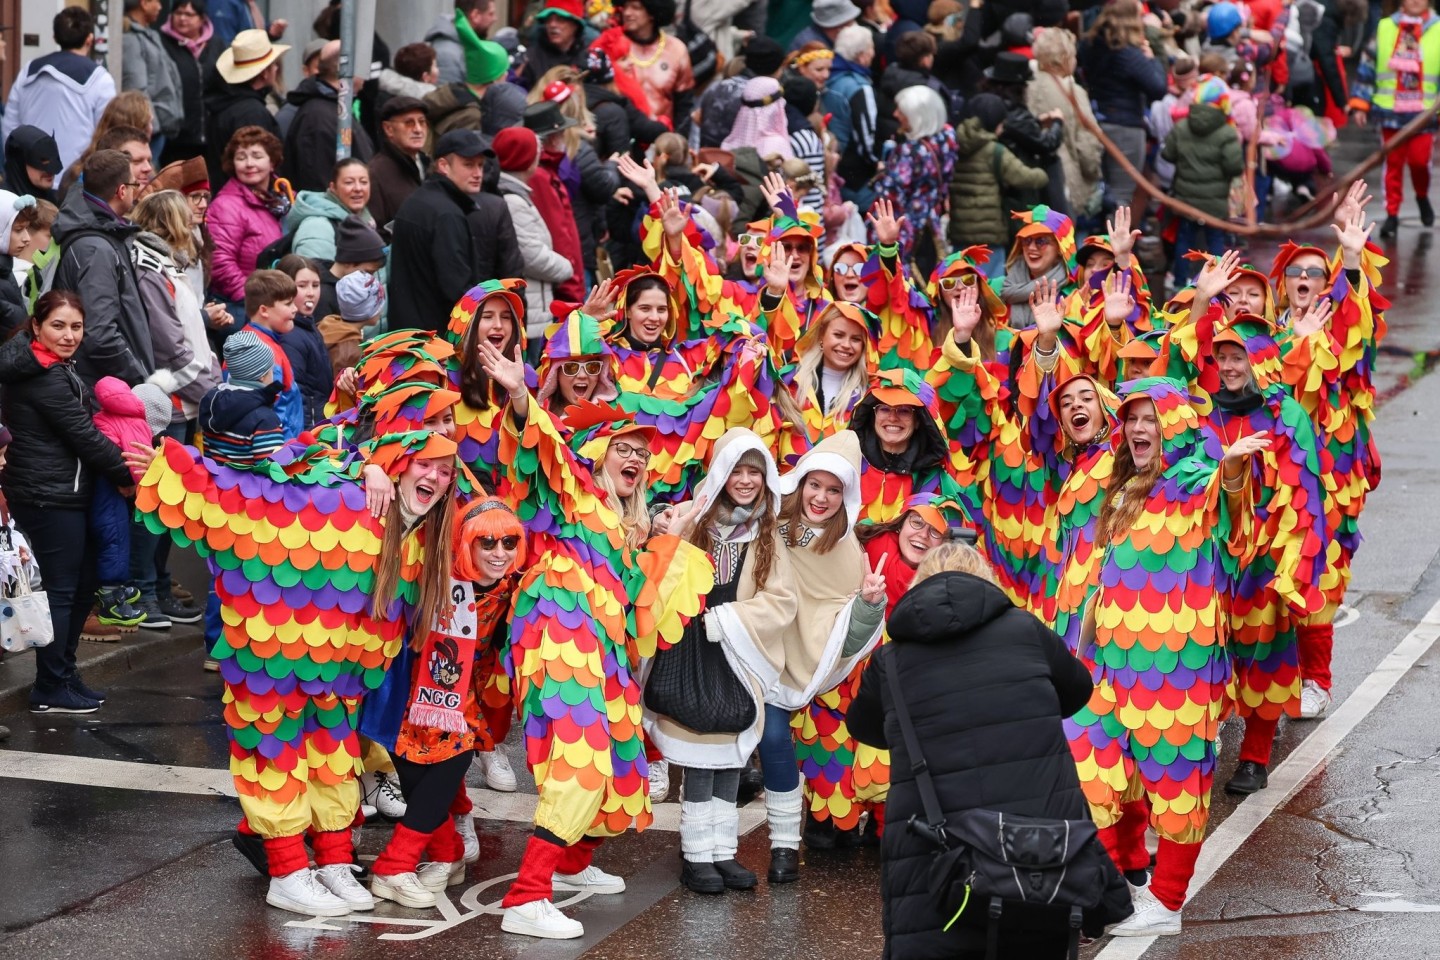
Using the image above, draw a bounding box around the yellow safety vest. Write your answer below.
[1373,15,1440,112]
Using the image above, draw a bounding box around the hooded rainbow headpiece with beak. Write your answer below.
[793,300,882,374]
[928,246,1007,318]
[537,312,621,409]
[356,332,455,394]
[1008,205,1077,270]
[445,278,529,352]
[1114,377,1207,471]
[362,429,461,481]
[1212,313,1283,390]
[763,209,826,294]
[562,397,659,473]
[1267,241,1331,313]
[1046,371,1119,454]
[366,382,463,437]
[606,266,684,347]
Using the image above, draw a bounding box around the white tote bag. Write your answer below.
[0,564,53,652]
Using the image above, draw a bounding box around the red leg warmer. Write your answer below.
[1149,838,1202,912]
[502,834,566,908]
[263,834,310,878]
[237,817,258,836]
[1239,715,1280,766]
[372,823,432,877]
[556,836,603,875]
[311,828,355,867]
[448,781,473,816]
[426,817,465,863]
[1297,622,1334,691]
[1099,800,1153,873]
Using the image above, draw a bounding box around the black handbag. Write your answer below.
[675,0,718,87]
[883,646,1131,960]
[644,548,756,734]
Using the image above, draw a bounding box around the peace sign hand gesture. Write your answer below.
[859,552,888,605]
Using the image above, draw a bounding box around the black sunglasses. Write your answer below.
[478,536,521,550]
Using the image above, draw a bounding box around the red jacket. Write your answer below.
[530,153,586,303]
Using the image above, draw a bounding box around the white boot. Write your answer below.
[765,785,805,851]
[679,800,715,864]
[454,813,480,864]
[266,868,351,917]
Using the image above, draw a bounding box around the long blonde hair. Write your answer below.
[527,66,594,160]
[1096,429,1165,545]
[595,460,651,551]
[777,306,869,427]
[132,190,199,264]
[371,488,458,638]
[912,541,996,585]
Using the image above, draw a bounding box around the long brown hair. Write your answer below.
[778,487,848,555]
[1096,432,1165,545]
[457,295,523,410]
[371,488,458,645]
[687,467,778,590]
[1085,0,1147,50]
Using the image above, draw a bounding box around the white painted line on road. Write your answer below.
[0,750,768,836]
[1096,593,1440,960]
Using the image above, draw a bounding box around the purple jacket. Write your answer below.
[207,177,283,302]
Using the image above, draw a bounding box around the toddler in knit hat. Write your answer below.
[318,270,386,373]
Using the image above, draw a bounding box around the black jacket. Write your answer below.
[51,186,154,386]
[467,191,525,291]
[205,76,280,187]
[0,334,132,509]
[847,571,1098,960]
[389,173,478,333]
[586,84,667,157]
[278,314,333,429]
[162,30,222,157]
[0,254,27,338]
[3,125,60,203]
[282,77,376,194]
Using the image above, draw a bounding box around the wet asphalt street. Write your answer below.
[5,166,1440,959]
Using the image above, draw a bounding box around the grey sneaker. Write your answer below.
[135,598,172,630]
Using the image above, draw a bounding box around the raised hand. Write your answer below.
[763,242,791,295]
[859,552,888,605]
[658,187,689,240]
[667,495,710,541]
[950,281,983,343]
[760,170,791,211]
[1333,179,1372,229]
[1102,270,1136,327]
[616,154,662,201]
[478,340,527,399]
[1194,249,1244,306]
[1333,203,1373,269]
[1030,277,1065,336]
[1106,205,1140,268]
[1291,295,1335,339]
[867,197,905,247]
[1224,430,1272,463]
[580,277,620,321]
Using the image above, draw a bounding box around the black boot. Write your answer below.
[1421,196,1436,227]
[1225,761,1269,795]
[802,813,836,850]
[736,760,765,806]
[681,860,726,894]
[713,858,758,890]
[834,824,865,849]
[767,847,800,884]
[232,830,270,877]
[860,813,882,847]
[1381,214,1400,240]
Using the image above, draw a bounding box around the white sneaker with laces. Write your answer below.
[1298,680,1332,719]
[554,864,626,895]
[360,770,407,818]
[371,871,437,909]
[266,868,352,917]
[501,898,585,939]
[648,758,670,803]
[478,749,518,792]
[454,812,480,864]
[315,863,377,910]
[1109,888,1182,937]
[417,860,466,892]
[361,801,378,818]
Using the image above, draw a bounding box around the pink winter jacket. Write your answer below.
[92,376,155,482]
[207,177,283,302]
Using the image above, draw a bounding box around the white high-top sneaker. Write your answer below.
[360,770,408,818]
[1298,680,1332,719]
[314,863,377,910]
[478,750,518,791]
[648,758,671,803]
[266,867,352,917]
[501,899,585,939]
[454,812,480,864]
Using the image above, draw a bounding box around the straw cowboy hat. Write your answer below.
[216,29,290,85]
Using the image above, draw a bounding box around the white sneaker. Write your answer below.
[501,898,584,940]
[1109,887,1182,937]
[648,759,670,803]
[361,801,378,818]
[361,770,408,818]
[315,863,377,911]
[478,750,518,792]
[1298,680,1332,719]
[266,868,352,917]
[454,812,480,864]
[554,864,626,895]
[417,860,466,892]
[371,871,437,909]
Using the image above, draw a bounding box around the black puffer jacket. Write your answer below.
[204,75,280,188]
[282,77,375,194]
[847,571,1106,960]
[0,334,132,509]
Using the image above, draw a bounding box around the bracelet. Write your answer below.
[877,242,899,256]
[1221,468,1247,493]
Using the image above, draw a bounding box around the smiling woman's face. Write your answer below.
[397,456,455,516]
[1123,399,1160,470]
[1057,378,1103,445]
[602,432,651,498]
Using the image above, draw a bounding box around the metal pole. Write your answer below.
[336,0,356,162]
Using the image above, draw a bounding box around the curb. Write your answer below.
[0,624,204,717]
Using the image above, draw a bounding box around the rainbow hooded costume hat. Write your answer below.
[1008,205,1077,269]
[537,312,621,410]
[446,279,529,351]
[928,246,1007,318]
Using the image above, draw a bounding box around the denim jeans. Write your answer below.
[1172,218,1228,288]
[758,703,801,792]
[10,503,96,693]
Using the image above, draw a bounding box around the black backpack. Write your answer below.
[255,218,337,270]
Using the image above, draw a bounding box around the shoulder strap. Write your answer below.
[991,142,1004,183]
[884,644,947,831]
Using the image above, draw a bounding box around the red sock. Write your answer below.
[311,828,355,867]
[237,817,258,836]
[1297,623,1334,691]
[556,836,603,875]
[1149,838,1202,911]
[502,834,566,907]
[262,834,309,878]
[373,823,432,877]
[427,817,465,863]
[449,781,473,816]
[1239,715,1280,766]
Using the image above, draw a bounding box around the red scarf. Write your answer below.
[406,580,479,733]
[30,340,64,368]
[864,531,918,616]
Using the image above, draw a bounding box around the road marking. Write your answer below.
[0,750,769,836]
[1095,593,1440,959]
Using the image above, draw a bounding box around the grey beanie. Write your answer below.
[132,382,174,436]
[223,331,273,385]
